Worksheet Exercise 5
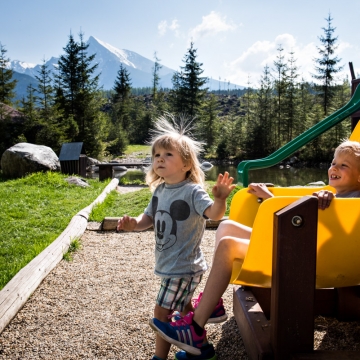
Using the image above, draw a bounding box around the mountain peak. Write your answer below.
[88,36,136,68]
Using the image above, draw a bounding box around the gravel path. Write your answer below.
[0,186,359,359]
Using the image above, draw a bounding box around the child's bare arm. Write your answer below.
[312,189,335,210]
[117,213,153,232]
[204,172,236,220]
[247,183,274,200]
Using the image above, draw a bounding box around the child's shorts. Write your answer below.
[156,275,203,312]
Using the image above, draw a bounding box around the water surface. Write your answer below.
[115,164,329,188]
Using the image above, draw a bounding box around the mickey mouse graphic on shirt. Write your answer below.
[152,196,191,252]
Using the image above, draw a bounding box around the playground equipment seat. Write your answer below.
[228,187,360,359]
[229,187,360,289]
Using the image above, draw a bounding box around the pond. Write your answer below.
[104,164,329,187]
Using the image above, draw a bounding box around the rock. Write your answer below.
[113,166,127,172]
[307,181,326,186]
[200,162,213,171]
[1,143,60,179]
[65,176,90,187]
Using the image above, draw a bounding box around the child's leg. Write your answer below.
[194,236,250,328]
[154,304,172,359]
[153,276,202,358]
[181,300,194,316]
[214,219,252,252]
[149,236,250,354]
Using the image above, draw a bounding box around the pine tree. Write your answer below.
[257,65,275,154]
[112,63,132,132]
[198,94,219,153]
[273,45,288,147]
[0,43,17,106]
[313,14,343,115]
[113,64,132,103]
[283,50,300,142]
[170,42,208,118]
[55,32,106,157]
[152,52,162,100]
[35,59,54,115]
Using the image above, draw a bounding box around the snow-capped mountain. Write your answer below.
[10,36,243,99]
[10,36,175,90]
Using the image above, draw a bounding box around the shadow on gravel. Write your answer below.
[215,316,248,360]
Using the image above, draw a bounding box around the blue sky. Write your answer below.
[2,0,360,88]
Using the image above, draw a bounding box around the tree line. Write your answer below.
[0,15,354,164]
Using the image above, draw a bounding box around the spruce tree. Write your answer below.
[273,45,288,147]
[198,94,219,153]
[257,65,275,154]
[35,59,54,115]
[152,52,162,100]
[0,43,17,106]
[283,50,300,142]
[113,64,132,104]
[170,42,208,119]
[55,32,106,157]
[313,14,343,115]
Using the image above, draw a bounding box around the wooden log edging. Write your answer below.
[0,178,119,335]
[101,216,228,230]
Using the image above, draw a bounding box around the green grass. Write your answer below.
[0,169,242,291]
[124,144,151,157]
[63,237,81,261]
[90,188,152,220]
[89,183,243,222]
[0,172,108,290]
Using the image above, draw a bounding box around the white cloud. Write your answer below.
[158,19,180,37]
[189,11,237,41]
[158,21,168,36]
[226,33,355,87]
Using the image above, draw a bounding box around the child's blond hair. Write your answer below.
[335,140,360,168]
[145,114,205,191]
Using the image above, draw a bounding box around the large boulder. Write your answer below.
[1,143,60,179]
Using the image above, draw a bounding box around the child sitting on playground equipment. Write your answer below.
[149,139,360,359]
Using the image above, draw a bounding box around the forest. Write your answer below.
[0,15,354,165]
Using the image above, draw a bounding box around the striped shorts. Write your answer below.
[156,275,203,312]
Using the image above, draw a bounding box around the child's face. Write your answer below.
[328,152,360,195]
[152,146,191,184]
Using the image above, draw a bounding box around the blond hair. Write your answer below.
[335,139,360,168]
[145,114,205,191]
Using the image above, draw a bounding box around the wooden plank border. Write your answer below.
[0,178,119,334]
[101,216,228,231]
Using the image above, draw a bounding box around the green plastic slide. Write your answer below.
[237,85,360,186]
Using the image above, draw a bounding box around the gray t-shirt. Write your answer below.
[335,190,360,198]
[144,179,213,278]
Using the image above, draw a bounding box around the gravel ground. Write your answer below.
[0,186,359,359]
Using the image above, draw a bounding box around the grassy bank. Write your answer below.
[89,181,242,222]
[0,172,108,290]
[0,170,241,290]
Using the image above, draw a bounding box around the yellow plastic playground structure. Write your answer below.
[229,121,360,289]
[228,121,360,359]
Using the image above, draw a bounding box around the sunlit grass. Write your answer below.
[0,172,108,290]
[89,183,242,222]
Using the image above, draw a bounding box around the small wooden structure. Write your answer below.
[349,62,360,131]
[59,142,87,177]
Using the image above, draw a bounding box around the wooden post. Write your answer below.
[350,62,360,131]
[271,196,318,359]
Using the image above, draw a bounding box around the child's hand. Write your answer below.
[212,172,236,200]
[247,183,274,200]
[312,190,335,210]
[117,215,138,232]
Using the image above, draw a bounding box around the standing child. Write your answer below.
[117,115,235,360]
[149,139,360,359]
